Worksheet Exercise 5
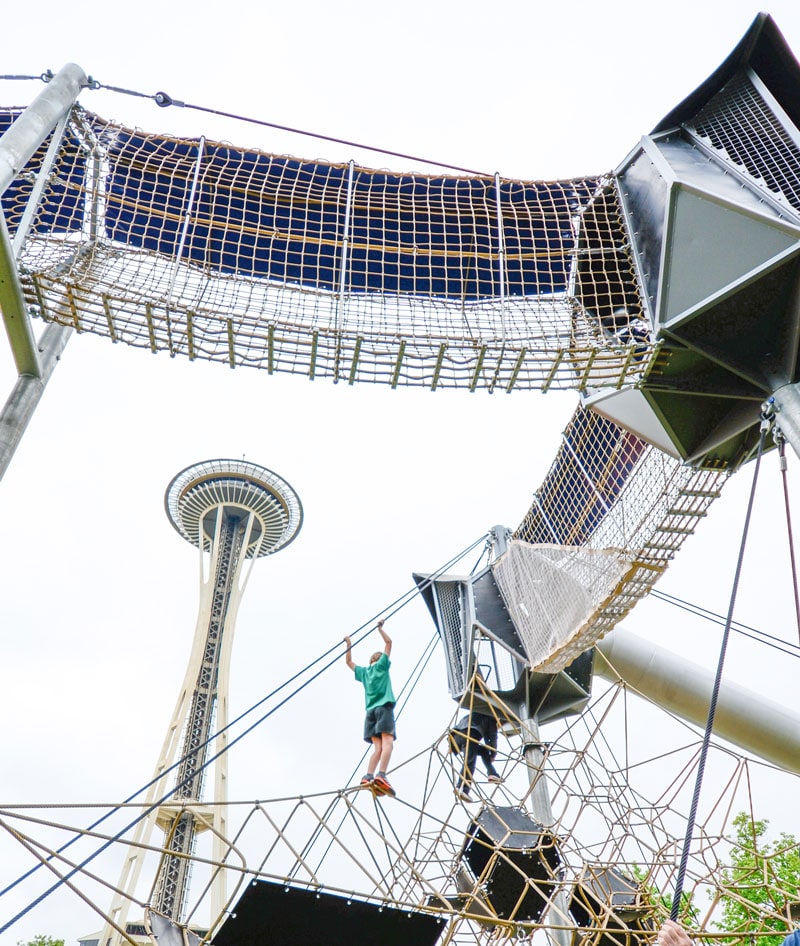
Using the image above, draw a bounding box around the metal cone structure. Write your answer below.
[102,459,302,946]
[584,14,800,468]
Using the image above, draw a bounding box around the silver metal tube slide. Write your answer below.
[595,625,800,774]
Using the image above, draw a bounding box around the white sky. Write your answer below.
[3,1,800,943]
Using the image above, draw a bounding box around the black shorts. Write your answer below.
[363,702,396,742]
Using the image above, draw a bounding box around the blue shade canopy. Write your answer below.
[101,127,597,298]
[0,109,85,235]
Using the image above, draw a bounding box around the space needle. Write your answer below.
[102,459,302,945]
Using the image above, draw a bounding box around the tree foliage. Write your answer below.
[17,937,65,946]
[715,812,800,946]
[629,864,697,923]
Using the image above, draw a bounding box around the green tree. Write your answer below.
[715,811,800,946]
[630,864,698,924]
[17,937,65,946]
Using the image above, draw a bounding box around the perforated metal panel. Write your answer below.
[462,806,561,923]
[212,881,445,946]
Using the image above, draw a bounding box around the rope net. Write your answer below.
[1,105,655,392]
[491,542,634,673]
[501,407,731,667]
[3,676,798,946]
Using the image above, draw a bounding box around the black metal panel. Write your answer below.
[617,150,668,319]
[569,866,654,946]
[212,880,445,946]
[653,14,800,136]
[147,911,203,946]
[535,650,594,723]
[413,572,473,698]
[661,253,800,391]
[462,806,561,922]
[472,567,526,663]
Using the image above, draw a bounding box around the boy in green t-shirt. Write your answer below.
[344,619,396,796]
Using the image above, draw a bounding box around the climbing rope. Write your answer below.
[775,430,800,645]
[670,409,772,921]
[650,588,800,660]
[0,532,488,935]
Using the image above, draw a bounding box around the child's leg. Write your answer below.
[458,742,478,794]
[377,732,394,773]
[477,744,503,782]
[367,736,383,776]
[477,745,499,777]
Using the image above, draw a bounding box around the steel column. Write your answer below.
[0,321,72,480]
[771,382,800,461]
[0,63,86,196]
[0,63,86,482]
[520,712,572,946]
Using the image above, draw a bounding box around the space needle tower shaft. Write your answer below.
[153,507,253,919]
[102,460,302,945]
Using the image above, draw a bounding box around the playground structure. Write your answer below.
[2,11,800,946]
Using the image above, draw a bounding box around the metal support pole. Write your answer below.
[0,211,40,377]
[0,321,72,482]
[771,382,800,460]
[520,711,572,946]
[0,63,86,196]
[490,524,511,558]
[0,63,86,482]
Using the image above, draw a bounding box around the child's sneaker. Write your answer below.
[487,774,504,784]
[360,774,374,787]
[373,774,396,797]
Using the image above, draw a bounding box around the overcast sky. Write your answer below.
[3,1,800,943]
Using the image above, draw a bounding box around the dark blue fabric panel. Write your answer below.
[530,411,647,545]
[101,123,599,300]
[0,108,86,235]
[105,131,193,253]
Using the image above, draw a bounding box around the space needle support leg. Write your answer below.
[520,713,571,946]
[771,382,800,459]
[0,63,86,483]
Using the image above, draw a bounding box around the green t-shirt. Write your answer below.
[354,653,395,710]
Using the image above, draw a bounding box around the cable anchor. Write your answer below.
[760,396,776,432]
[154,91,184,108]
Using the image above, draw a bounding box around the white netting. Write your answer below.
[491,540,634,673]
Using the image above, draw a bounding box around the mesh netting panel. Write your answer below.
[491,541,633,673]
[514,405,730,644]
[435,579,470,697]
[687,71,800,213]
[1,105,656,391]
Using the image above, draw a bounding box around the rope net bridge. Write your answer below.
[1,105,653,392]
[2,676,798,946]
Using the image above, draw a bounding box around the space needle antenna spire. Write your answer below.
[103,459,302,944]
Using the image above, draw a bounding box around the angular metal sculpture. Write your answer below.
[585,14,800,468]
